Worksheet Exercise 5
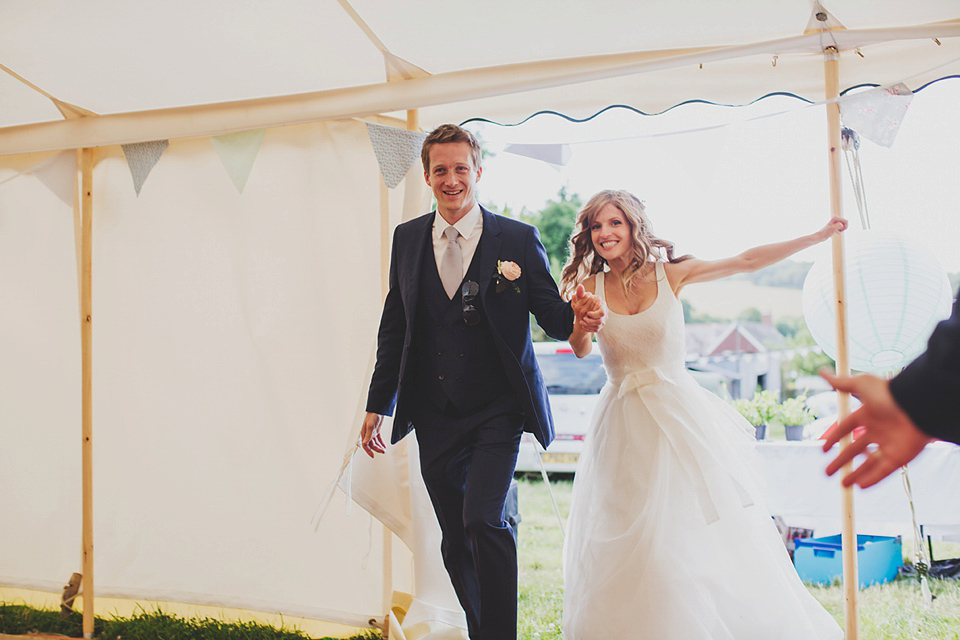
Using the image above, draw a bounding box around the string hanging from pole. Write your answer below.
[902,460,934,605]
[841,127,871,231]
[839,124,934,605]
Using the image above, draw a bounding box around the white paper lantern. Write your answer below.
[802,230,953,373]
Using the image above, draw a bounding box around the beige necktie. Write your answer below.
[440,226,462,299]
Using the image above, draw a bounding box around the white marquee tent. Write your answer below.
[2,1,959,638]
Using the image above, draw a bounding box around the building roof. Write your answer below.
[685,321,787,358]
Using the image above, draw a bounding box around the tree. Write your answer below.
[516,187,582,274]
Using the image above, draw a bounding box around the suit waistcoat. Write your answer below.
[411,238,512,415]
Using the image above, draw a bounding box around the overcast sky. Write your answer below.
[469,78,960,273]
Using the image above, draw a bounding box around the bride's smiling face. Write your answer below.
[590,202,633,266]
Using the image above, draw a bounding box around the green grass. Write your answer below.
[0,605,380,639]
[516,475,960,640]
[517,476,571,640]
[5,477,959,639]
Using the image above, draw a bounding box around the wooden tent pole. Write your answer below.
[80,147,95,639]
[824,46,858,639]
[378,155,392,618]
[377,108,422,623]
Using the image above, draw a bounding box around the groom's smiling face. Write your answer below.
[425,141,482,224]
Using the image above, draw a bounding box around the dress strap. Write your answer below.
[595,270,606,302]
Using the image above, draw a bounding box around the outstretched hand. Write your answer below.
[820,369,932,489]
[571,284,606,333]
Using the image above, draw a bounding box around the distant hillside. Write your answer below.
[681,261,809,320]
[680,280,803,321]
[683,264,958,321]
[728,260,811,289]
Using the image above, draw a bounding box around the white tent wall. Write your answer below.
[1,153,84,590]
[0,119,420,628]
[4,0,960,636]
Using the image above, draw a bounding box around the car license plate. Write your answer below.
[540,452,579,464]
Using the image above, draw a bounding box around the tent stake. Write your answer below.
[824,46,859,639]
[80,147,95,639]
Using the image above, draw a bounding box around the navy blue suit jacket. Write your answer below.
[365,206,574,449]
[890,293,960,444]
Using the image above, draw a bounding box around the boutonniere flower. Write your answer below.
[494,260,522,294]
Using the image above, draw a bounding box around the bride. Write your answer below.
[559,190,845,639]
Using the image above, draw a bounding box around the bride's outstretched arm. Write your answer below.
[667,216,847,293]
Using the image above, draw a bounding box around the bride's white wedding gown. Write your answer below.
[563,263,841,639]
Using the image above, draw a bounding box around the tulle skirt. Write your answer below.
[562,367,842,639]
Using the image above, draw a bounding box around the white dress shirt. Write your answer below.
[432,203,483,281]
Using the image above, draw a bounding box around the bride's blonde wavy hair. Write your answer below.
[559,190,691,300]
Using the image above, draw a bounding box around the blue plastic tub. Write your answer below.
[794,534,902,588]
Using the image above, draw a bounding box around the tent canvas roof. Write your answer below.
[3,0,960,154]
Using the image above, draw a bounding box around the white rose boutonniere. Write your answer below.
[494,260,522,294]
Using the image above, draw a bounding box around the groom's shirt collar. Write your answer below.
[431,204,483,280]
[432,203,482,241]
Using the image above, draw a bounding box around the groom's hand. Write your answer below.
[360,412,387,458]
[572,284,606,333]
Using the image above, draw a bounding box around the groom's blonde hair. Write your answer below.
[421,124,483,173]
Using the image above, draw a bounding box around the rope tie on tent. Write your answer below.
[902,463,934,605]
[531,439,566,539]
[310,440,362,531]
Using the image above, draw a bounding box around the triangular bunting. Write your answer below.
[28,151,76,206]
[211,129,265,193]
[366,123,426,189]
[504,143,572,169]
[121,140,169,196]
[839,83,913,148]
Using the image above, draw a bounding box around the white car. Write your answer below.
[515,342,730,474]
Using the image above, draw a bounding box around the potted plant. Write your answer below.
[733,397,763,439]
[733,390,779,440]
[777,394,816,441]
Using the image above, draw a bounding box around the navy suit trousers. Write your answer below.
[414,395,523,640]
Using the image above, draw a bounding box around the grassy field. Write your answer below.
[5,476,958,638]
[0,605,381,640]
[516,475,960,640]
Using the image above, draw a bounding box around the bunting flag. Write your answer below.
[839,83,913,148]
[504,143,572,169]
[29,150,76,206]
[121,140,169,196]
[0,151,76,206]
[211,129,265,193]
[366,122,426,189]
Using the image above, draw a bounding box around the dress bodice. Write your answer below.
[595,261,687,383]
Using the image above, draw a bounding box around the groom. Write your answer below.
[360,124,603,639]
